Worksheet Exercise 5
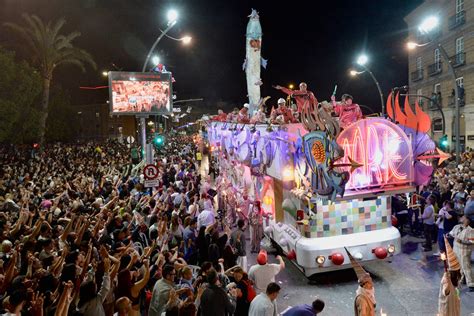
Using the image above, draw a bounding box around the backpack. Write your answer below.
[242,279,256,303]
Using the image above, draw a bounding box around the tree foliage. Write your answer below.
[4,14,96,144]
[0,47,42,144]
[0,47,78,144]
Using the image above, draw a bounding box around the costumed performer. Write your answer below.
[330,94,363,128]
[345,248,376,316]
[438,236,461,316]
[274,82,318,113]
[448,212,474,292]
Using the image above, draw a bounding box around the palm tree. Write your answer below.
[4,14,96,144]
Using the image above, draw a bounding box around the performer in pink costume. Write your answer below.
[330,94,363,128]
[275,82,318,113]
[237,188,254,224]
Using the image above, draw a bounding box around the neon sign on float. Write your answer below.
[336,119,414,190]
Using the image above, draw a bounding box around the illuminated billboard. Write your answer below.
[108,71,172,115]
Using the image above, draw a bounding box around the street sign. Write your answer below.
[144,179,160,188]
[127,136,135,144]
[143,164,159,180]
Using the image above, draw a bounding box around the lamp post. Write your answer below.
[408,15,461,163]
[139,9,192,160]
[352,54,385,115]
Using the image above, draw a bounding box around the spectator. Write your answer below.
[421,195,436,251]
[230,219,247,272]
[199,268,237,316]
[283,298,325,316]
[248,250,285,293]
[249,282,281,316]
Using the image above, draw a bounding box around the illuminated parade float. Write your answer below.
[204,10,445,276]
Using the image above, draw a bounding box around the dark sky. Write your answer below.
[0,0,423,114]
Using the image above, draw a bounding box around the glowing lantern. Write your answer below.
[263,196,273,205]
[282,166,294,181]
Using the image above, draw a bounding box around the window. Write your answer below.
[417,88,423,104]
[456,77,464,87]
[416,57,422,70]
[456,0,464,14]
[434,49,441,71]
[432,118,443,133]
[455,37,464,64]
[434,83,441,94]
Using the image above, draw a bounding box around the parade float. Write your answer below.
[204,10,445,276]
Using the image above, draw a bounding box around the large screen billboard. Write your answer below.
[108,71,172,115]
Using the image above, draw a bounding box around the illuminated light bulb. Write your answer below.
[282,167,294,181]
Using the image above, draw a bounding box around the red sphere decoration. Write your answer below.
[374,247,388,259]
[391,215,398,227]
[287,250,296,261]
[330,252,344,265]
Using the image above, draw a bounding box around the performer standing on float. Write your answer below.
[248,200,264,253]
[330,93,363,128]
[274,82,317,113]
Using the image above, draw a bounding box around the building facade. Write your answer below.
[405,0,474,150]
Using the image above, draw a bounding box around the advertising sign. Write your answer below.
[109,71,172,115]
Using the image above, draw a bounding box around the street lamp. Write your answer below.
[102,71,108,77]
[349,69,365,76]
[167,9,178,24]
[418,16,439,34]
[152,55,160,66]
[182,36,192,45]
[288,84,294,89]
[410,15,461,163]
[357,54,368,66]
[352,54,385,115]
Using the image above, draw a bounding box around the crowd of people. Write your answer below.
[392,149,474,296]
[0,137,326,316]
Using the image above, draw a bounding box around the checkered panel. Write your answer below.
[302,196,391,238]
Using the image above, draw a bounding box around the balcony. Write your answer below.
[449,11,465,30]
[427,62,442,76]
[411,69,423,82]
[448,95,465,107]
[451,52,466,67]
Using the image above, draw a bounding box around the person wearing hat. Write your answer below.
[345,248,376,316]
[238,103,251,123]
[448,212,474,291]
[330,93,363,128]
[438,236,462,315]
[274,82,318,114]
[248,250,285,293]
[270,98,296,124]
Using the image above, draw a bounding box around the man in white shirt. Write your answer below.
[248,250,285,292]
[197,208,215,229]
[249,282,280,316]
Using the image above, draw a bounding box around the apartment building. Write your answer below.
[405,0,474,150]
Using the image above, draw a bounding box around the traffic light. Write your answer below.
[153,134,165,146]
[440,134,448,149]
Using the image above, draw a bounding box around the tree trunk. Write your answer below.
[38,76,51,145]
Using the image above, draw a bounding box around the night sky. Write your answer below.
[1,0,423,114]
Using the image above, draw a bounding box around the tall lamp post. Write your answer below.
[351,54,385,115]
[139,9,191,159]
[408,15,461,164]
